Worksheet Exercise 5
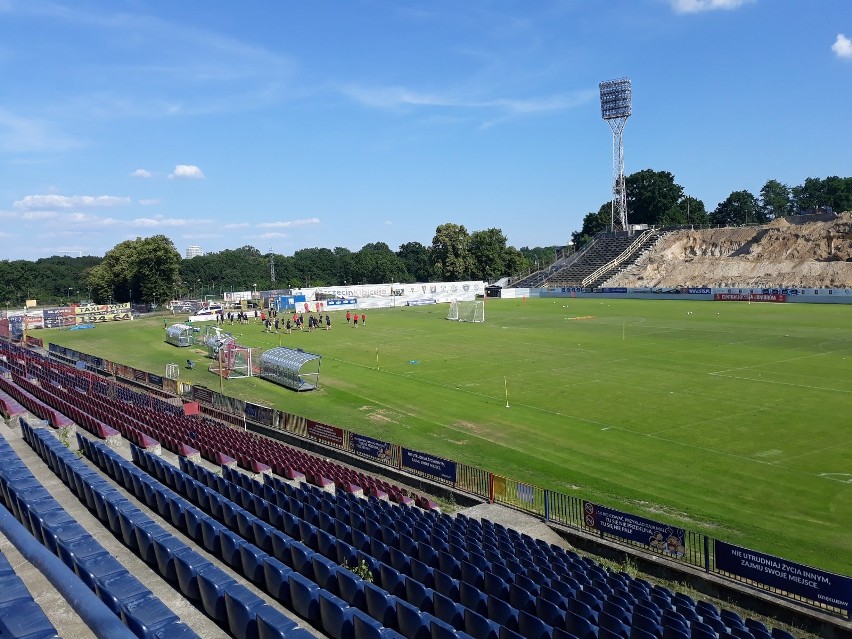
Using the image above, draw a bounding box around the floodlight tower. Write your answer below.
[599,78,632,232]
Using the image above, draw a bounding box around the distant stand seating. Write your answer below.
[4,347,423,507]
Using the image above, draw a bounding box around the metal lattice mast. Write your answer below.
[599,78,632,231]
[269,248,276,284]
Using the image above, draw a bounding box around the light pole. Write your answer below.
[66,288,73,305]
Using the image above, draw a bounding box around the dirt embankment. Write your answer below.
[607,212,852,288]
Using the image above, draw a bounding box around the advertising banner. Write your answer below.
[192,385,214,405]
[715,541,851,614]
[714,293,786,302]
[306,420,345,447]
[352,433,394,461]
[147,373,164,388]
[43,307,76,328]
[583,501,686,558]
[687,287,712,295]
[402,448,457,483]
[244,402,274,426]
[74,302,133,324]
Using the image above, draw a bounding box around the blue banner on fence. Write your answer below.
[715,540,851,614]
[687,287,712,295]
[326,298,358,307]
[583,501,686,558]
[352,434,394,462]
[402,448,457,483]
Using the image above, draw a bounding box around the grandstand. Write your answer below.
[0,337,845,639]
[510,230,665,290]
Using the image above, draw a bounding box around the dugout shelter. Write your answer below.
[165,323,195,347]
[259,347,322,391]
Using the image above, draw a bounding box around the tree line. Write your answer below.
[572,172,852,247]
[0,227,557,307]
[3,172,849,306]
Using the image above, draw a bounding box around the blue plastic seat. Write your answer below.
[353,610,392,639]
[508,583,536,616]
[432,570,459,600]
[337,569,366,609]
[430,617,461,639]
[565,609,598,639]
[240,545,270,585]
[120,593,181,639]
[432,591,464,630]
[567,597,598,624]
[483,571,509,601]
[256,602,301,639]
[464,609,500,639]
[598,610,630,639]
[379,563,406,598]
[364,581,397,628]
[517,610,552,639]
[223,583,266,639]
[262,557,294,608]
[312,553,340,593]
[289,571,322,623]
[219,529,245,569]
[409,558,434,589]
[458,580,487,616]
[396,598,432,639]
[93,571,149,615]
[536,595,567,627]
[661,625,689,639]
[632,611,662,637]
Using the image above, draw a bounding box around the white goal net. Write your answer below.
[447,300,485,323]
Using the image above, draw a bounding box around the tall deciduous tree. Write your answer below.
[87,235,180,304]
[469,228,509,282]
[626,169,684,226]
[710,191,764,226]
[759,180,792,219]
[571,204,610,248]
[430,223,474,281]
[397,242,432,282]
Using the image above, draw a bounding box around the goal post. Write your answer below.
[447,299,485,323]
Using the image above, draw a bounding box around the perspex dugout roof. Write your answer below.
[259,347,321,391]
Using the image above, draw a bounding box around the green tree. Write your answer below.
[759,180,792,219]
[397,242,432,282]
[87,235,181,304]
[710,190,764,226]
[626,169,684,226]
[469,228,508,282]
[571,205,610,248]
[677,195,710,226]
[353,243,407,283]
[430,223,474,281]
[292,248,337,287]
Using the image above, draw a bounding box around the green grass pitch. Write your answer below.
[41,298,852,574]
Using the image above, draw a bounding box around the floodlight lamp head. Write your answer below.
[599,77,632,120]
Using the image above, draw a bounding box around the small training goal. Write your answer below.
[447,299,485,323]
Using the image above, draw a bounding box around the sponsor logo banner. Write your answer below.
[244,402,274,426]
[714,293,786,302]
[192,385,214,405]
[402,448,457,483]
[715,540,851,614]
[148,373,163,388]
[584,501,686,558]
[326,298,358,306]
[599,287,628,293]
[687,287,712,294]
[43,307,76,328]
[352,434,394,462]
[306,420,345,447]
[75,302,132,323]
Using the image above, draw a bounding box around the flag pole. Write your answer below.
[504,376,510,408]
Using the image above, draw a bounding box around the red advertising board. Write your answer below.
[306,420,345,447]
[714,293,786,302]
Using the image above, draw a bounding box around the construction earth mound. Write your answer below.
[607,211,852,289]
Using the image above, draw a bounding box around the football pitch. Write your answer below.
[42,297,852,575]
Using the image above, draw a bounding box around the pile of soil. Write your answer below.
[607,212,852,288]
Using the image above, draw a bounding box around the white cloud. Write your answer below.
[21,210,58,220]
[832,34,852,59]
[385,220,393,225]
[138,198,160,206]
[251,232,289,240]
[129,217,203,227]
[669,0,753,13]
[13,194,130,209]
[341,84,595,118]
[130,168,152,178]
[169,164,205,179]
[224,222,250,229]
[255,217,320,228]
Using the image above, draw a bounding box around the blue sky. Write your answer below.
[1,0,850,261]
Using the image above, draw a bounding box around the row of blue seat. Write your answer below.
[2,422,197,639]
[0,546,60,639]
[80,432,413,639]
[23,421,315,639]
[173,452,594,639]
[203,457,796,639]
